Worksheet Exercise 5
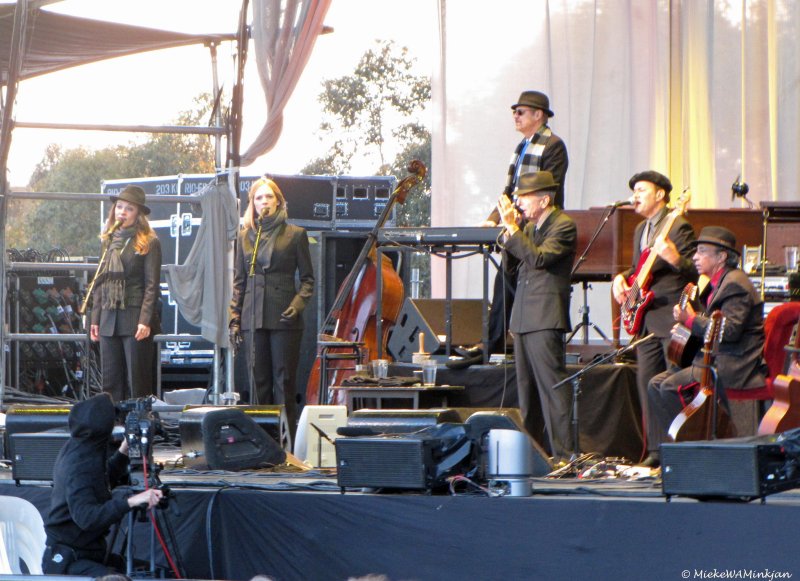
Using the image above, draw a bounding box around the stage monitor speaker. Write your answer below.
[661,436,800,501]
[344,408,462,436]
[182,404,290,451]
[180,407,286,471]
[4,404,71,458]
[458,409,552,478]
[293,405,348,468]
[10,430,70,483]
[335,423,474,490]
[387,299,485,362]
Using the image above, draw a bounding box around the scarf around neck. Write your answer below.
[244,206,287,272]
[102,226,136,310]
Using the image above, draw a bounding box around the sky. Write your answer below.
[5,0,438,187]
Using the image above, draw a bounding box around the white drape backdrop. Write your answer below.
[432,0,799,318]
[241,0,332,166]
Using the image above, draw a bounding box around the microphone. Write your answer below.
[258,206,269,222]
[108,219,123,234]
[731,175,749,200]
[608,197,635,208]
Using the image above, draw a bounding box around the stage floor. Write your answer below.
[4,458,800,581]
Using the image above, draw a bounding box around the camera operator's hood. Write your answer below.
[69,392,116,441]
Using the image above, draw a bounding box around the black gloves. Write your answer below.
[229,320,243,353]
[280,306,298,324]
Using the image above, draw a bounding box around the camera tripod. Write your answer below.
[112,398,184,578]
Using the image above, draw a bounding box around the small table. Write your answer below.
[330,384,465,412]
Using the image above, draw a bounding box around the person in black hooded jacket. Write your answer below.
[42,393,162,576]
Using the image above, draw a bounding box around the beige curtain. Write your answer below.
[433,0,798,299]
[241,0,332,166]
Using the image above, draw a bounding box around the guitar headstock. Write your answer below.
[710,310,725,353]
[673,188,691,215]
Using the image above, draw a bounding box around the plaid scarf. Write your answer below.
[101,227,136,310]
[504,125,553,195]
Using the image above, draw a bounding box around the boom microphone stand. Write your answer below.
[566,205,616,345]
[554,333,654,461]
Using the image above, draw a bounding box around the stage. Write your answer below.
[3,471,800,581]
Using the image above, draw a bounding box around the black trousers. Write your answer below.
[246,328,302,441]
[100,334,156,402]
[487,266,517,354]
[635,334,671,455]
[514,329,572,460]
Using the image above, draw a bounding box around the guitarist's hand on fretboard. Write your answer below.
[612,274,631,305]
[651,235,682,268]
[673,301,696,326]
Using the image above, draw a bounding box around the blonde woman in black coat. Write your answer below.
[90,185,162,402]
[229,178,314,437]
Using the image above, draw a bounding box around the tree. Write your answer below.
[301,39,431,188]
[301,40,432,295]
[7,95,217,256]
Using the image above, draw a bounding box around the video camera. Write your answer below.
[116,396,162,488]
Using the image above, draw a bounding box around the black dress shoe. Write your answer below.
[640,453,660,468]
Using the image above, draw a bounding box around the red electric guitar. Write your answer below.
[621,190,691,336]
[758,319,800,435]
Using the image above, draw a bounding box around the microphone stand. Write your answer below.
[247,216,266,405]
[566,205,617,346]
[553,332,654,461]
[78,220,123,317]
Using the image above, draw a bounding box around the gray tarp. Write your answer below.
[0,4,234,85]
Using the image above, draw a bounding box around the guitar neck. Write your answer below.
[635,211,681,287]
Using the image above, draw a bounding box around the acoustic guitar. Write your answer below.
[758,319,800,435]
[621,190,691,336]
[667,282,701,368]
[668,310,737,442]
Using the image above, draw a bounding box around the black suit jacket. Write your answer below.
[230,223,315,331]
[621,214,697,337]
[504,209,577,334]
[690,268,768,390]
[91,236,162,337]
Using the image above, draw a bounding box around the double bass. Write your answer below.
[758,319,800,435]
[304,161,427,405]
[668,310,737,442]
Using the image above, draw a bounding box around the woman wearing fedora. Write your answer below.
[90,185,162,402]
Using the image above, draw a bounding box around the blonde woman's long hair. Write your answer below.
[101,203,157,255]
[243,177,286,232]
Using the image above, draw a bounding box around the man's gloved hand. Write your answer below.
[229,321,243,352]
[280,306,298,324]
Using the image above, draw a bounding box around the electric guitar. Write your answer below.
[621,190,691,336]
[668,310,737,442]
[758,319,800,435]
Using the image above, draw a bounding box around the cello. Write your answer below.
[758,319,800,434]
[668,310,737,442]
[304,161,427,405]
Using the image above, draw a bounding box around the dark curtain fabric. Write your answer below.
[389,362,644,460]
[8,484,800,581]
[0,6,233,84]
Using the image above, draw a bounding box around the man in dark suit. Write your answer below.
[498,171,576,460]
[612,170,697,466]
[480,91,569,356]
[647,226,768,458]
